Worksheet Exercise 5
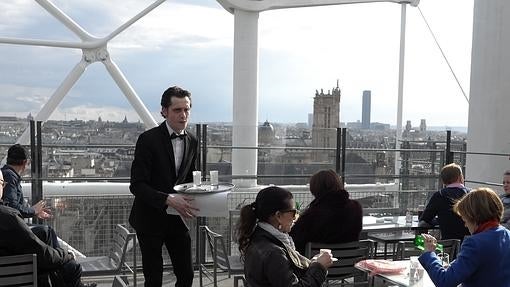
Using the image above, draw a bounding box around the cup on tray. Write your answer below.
[192,171,202,186]
[210,170,219,186]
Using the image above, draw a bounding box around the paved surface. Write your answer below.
[89,269,238,287]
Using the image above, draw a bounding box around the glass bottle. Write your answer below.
[414,234,443,252]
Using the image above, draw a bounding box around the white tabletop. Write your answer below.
[355,260,435,287]
[362,216,420,232]
[377,260,435,287]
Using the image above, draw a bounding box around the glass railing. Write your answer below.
[2,121,507,270]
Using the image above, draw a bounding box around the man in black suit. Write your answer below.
[129,86,199,287]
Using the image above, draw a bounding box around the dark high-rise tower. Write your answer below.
[362,90,371,129]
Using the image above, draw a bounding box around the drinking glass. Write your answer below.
[210,170,219,186]
[192,171,202,186]
[437,252,450,267]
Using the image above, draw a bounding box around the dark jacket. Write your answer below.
[244,227,327,287]
[420,186,470,240]
[129,123,198,235]
[1,165,35,218]
[419,226,510,287]
[0,202,71,271]
[290,191,363,254]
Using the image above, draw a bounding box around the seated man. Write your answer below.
[0,166,95,287]
[419,163,470,240]
[1,144,52,220]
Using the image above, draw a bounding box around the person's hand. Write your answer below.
[33,200,53,219]
[166,194,199,218]
[421,233,438,252]
[316,251,334,269]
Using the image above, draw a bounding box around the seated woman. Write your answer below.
[237,186,332,287]
[290,169,362,254]
[419,187,510,287]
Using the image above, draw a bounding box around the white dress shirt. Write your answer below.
[165,122,185,175]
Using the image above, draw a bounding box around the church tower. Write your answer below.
[312,80,341,162]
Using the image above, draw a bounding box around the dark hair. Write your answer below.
[6,144,29,165]
[160,86,192,118]
[309,169,344,199]
[505,170,510,176]
[236,186,293,256]
[440,163,463,185]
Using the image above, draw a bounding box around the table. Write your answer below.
[367,232,415,259]
[363,216,419,259]
[356,260,435,287]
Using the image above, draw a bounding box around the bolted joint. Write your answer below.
[81,46,109,63]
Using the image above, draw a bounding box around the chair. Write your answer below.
[305,240,374,286]
[112,275,129,287]
[0,254,37,287]
[78,224,137,286]
[394,239,461,260]
[199,225,245,287]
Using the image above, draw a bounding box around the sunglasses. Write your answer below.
[280,208,298,218]
[0,178,5,188]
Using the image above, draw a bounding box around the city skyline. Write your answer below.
[0,0,473,127]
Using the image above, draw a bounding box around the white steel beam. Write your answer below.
[218,0,419,13]
[103,57,158,128]
[17,60,90,145]
[0,0,165,144]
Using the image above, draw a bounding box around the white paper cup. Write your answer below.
[192,171,202,186]
[210,170,219,185]
[320,248,332,256]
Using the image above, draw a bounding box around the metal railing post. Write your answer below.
[341,128,347,182]
[335,128,341,175]
[29,120,43,225]
[445,130,453,164]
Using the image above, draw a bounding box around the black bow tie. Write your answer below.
[170,133,186,140]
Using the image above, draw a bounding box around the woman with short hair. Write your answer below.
[419,187,510,287]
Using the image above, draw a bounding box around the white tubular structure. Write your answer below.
[466,0,510,186]
[217,0,419,187]
[0,0,165,146]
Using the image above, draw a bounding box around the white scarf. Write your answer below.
[258,222,296,250]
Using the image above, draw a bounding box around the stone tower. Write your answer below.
[312,81,341,162]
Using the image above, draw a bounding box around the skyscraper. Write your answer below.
[362,90,371,129]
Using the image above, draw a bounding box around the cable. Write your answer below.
[417,6,469,103]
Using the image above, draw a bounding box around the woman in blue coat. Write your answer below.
[419,187,510,287]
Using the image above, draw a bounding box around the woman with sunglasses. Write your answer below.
[237,186,332,287]
[290,169,362,254]
[500,170,510,228]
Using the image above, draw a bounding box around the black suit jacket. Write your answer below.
[0,203,72,271]
[129,123,198,235]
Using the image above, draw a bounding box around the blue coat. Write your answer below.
[419,226,510,287]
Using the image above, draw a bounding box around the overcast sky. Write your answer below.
[0,0,473,128]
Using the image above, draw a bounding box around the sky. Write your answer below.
[0,0,474,128]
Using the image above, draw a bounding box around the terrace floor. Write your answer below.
[90,269,238,287]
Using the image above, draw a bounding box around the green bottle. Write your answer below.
[414,234,443,252]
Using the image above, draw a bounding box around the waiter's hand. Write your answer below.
[166,194,199,218]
